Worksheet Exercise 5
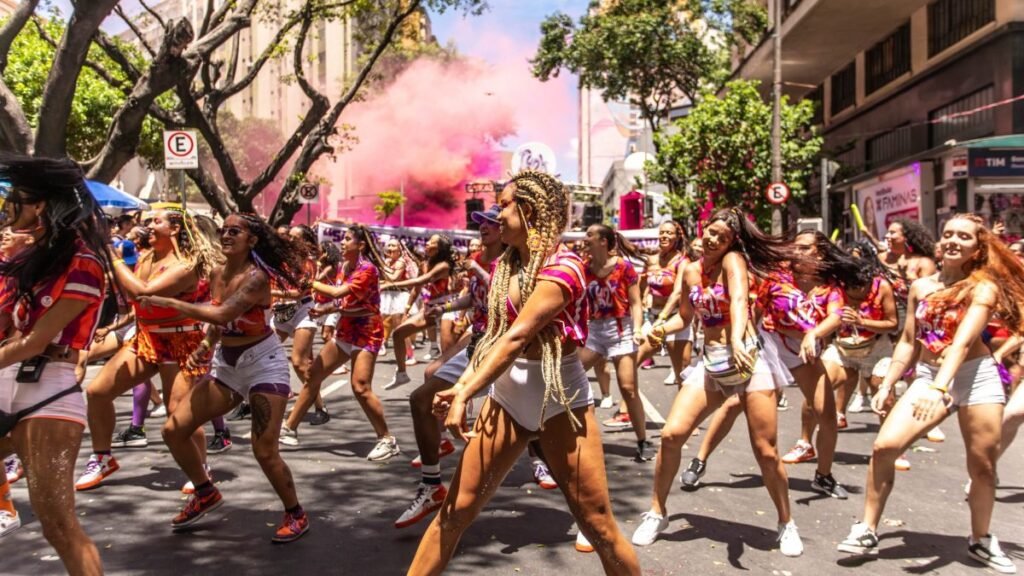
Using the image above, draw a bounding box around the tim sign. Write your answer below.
[968,148,1024,178]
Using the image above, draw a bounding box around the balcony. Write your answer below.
[732,0,931,98]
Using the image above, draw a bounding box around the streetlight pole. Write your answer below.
[771,0,783,235]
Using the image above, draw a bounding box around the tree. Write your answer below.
[0,0,484,225]
[532,0,765,141]
[373,189,405,224]
[647,79,822,228]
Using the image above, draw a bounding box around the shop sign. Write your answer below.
[968,148,1024,177]
[854,163,921,240]
[944,154,968,180]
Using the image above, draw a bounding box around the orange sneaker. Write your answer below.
[395,483,447,529]
[602,412,632,429]
[171,488,223,531]
[272,511,310,543]
[782,441,816,464]
[75,454,120,491]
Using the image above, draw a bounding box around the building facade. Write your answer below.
[733,0,1024,240]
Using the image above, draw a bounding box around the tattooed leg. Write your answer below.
[250,391,299,509]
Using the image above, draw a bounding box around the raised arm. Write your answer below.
[385,262,450,290]
[112,258,196,300]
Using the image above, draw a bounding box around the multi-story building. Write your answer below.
[733,0,1024,240]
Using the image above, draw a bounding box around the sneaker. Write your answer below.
[405,356,418,367]
[411,438,456,468]
[838,522,879,555]
[75,454,120,491]
[308,408,331,426]
[837,412,848,430]
[848,393,868,413]
[272,511,310,544]
[810,471,849,499]
[927,427,946,443]
[367,436,400,462]
[895,454,911,471]
[635,439,654,462]
[385,372,412,390]
[777,520,804,557]
[171,488,223,530]
[150,404,167,418]
[968,534,1017,574]
[207,431,232,454]
[182,465,212,495]
[111,425,148,448]
[0,510,20,538]
[602,412,632,429]
[4,455,23,484]
[679,458,706,490]
[662,372,676,385]
[227,402,250,421]
[777,393,789,411]
[781,441,815,464]
[279,425,299,447]
[639,358,655,370]
[378,346,387,357]
[598,395,615,409]
[631,511,669,546]
[575,530,594,553]
[533,461,558,489]
[421,352,434,362]
[394,483,447,529]
[333,363,350,374]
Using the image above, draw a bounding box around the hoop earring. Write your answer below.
[527,229,544,253]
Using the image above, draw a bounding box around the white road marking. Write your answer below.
[639,391,665,425]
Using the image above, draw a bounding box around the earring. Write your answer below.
[527,229,543,253]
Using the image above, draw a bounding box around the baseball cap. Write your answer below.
[471,205,500,225]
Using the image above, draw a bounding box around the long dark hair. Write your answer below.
[348,224,387,271]
[590,223,644,263]
[894,218,935,257]
[0,154,117,301]
[237,214,303,289]
[290,224,319,260]
[795,229,867,289]
[318,240,342,268]
[427,234,455,275]
[706,208,791,277]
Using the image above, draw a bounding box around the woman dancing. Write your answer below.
[408,171,639,575]
[640,221,692,387]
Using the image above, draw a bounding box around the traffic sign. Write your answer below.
[163,130,198,169]
[298,182,319,204]
[765,182,791,205]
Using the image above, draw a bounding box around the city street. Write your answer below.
[5,342,1022,575]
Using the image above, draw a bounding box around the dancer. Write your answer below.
[409,171,639,575]
[629,208,802,557]
[0,155,116,573]
[138,213,310,542]
[380,238,411,357]
[382,234,455,388]
[641,221,692,387]
[76,205,219,491]
[272,226,320,389]
[283,225,399,461]
[838,214,1020,574]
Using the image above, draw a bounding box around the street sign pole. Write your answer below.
[771,0,783,235]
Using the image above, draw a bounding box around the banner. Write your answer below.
[854,163,921,240]
[316,221,662,252]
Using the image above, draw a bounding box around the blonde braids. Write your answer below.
[469,170,580,430]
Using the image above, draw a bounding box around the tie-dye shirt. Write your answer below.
[837,276,887,343]
[585,257,638,320]
[758,271,844,334]
[688,259,733,328]
[914,291,964,355]
[506,248,589,347]
[338,257,381,315]
[9,244,105,350]
[647,253,685,300]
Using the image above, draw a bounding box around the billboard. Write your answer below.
[854,163,922,240]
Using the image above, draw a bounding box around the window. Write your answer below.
[866,23,911,94]
[929,85,994,146]
[805,84,824,125]
[928,0,995,57]
[867,125,913,169]
[830,62,856,116]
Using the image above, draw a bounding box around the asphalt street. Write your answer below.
[4,341,1023,575]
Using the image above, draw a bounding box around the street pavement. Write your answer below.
[4,341,1023,575]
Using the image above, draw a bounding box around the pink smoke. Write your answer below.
[314,40,576,228]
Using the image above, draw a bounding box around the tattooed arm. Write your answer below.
[137,271,269,327]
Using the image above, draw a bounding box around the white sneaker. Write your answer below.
[0,510,20,538]
[150,404,167,418]
[279,425,299,447]
[367,436,400,462]
[533,461,557,489]
[848,393,867,413]
[777,520,804,557]
[631,511,669,546]
[662,373,676,385]
[385,372,412,390]
[927,427,946,443]
[575,530,594,553]
[394,482,447,529]
[969,534,1017,574]
[406,356,418,366]
[4,455,23,483]
[598,395,614,409]
[378,346,387,357]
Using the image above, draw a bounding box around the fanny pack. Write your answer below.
[272,296,312,325]
[0,379,81,437]
[703,323,762,387]
[836,334,877,358]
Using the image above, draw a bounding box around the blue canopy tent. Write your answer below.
[85,180,149,210]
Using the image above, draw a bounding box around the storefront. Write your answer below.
[844,161,937,244]
[938,136,1024,241]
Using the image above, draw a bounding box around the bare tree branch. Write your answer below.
[215,8,304,103]
[0,0,40,74]
[292,5,326,103]
[176,82,244,194]
[0,82,33,153]
[199,0,216,36]
[183,0,259,60]
[222,32,241,89]
[93,32,142,84]
[138,0,168,31]
[35,0,121,156]
[187,163,240,215]
[114,4,156,58]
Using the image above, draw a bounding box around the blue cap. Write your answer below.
[471,205,500,225]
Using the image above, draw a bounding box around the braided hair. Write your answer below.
[164,208,222,279]
[471,170,578,430]
[346,224,388,271]
[237,214,303,289]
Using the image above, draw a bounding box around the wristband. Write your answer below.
[928,384,949,394]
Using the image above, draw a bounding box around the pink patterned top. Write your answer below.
[585,257,638,320]
[914,291,964,355]
[647,253,685,300]
[837,276,886,342]
[759,271,844,334]
[506,248,589,347]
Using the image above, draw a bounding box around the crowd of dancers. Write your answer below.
[0,153,1020,575]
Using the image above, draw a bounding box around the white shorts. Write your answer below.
[380,290,410,316]
[115,320,135,342]
[913,356,1006,409]
[271,299,318,336]
[334,338,374,357]
[763,331,821,370]
[0,362,85,426]
[210,335,292,399]
[434,348,470,384]
[490,352,594,432]
[585,317,638,359]
[821,338,893,379]
[313,311,340,329]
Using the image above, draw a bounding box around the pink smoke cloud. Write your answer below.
[314,31,577,228]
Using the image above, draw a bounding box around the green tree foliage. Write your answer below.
[532,0,766,136]
[648,80,821,228]
[374,189,405,224]
[2,15,165,166]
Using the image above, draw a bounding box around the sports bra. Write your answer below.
[914,291,964,355]
[688,259,732,328]
[505,248,589,347]
[213,298,271,338]
[646,253,684,300]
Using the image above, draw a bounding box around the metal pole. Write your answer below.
[179,170,187,211]
[307,202,311,226]
[399,179,405,228]
[771,0,783,235]
[821,157,830,234]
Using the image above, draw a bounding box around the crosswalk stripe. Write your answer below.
[639,391,665,425]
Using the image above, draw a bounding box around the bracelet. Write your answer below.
[112,258,125,266]
[197,340,212,351]
[928,384,949,394]
[444,302,454,313]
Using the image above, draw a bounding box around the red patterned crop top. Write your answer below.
[506,248,589,347]
[914,290,964,355]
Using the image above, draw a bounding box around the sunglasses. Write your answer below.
[219,226,245,237]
